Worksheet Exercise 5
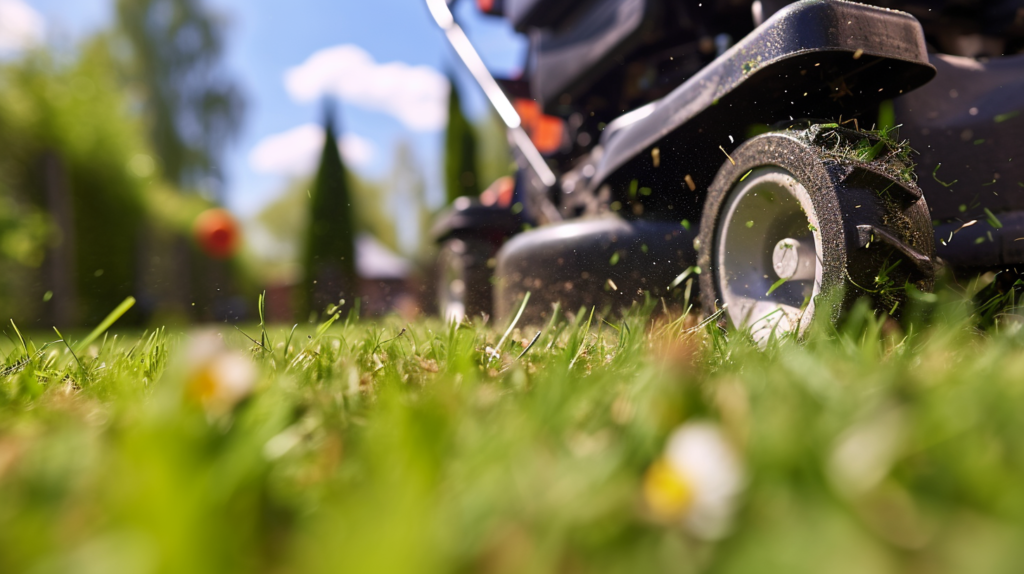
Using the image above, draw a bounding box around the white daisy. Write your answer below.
[184,333,257,416]
[644,421,746,540]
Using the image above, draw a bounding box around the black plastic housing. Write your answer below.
[588,0,935,221]
[493,216,696,323]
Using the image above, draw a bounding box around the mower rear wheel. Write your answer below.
[697,126,935,340]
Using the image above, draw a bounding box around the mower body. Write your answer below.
[432,0,1024,324]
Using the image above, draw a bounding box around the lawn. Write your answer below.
[2,285,1024,574]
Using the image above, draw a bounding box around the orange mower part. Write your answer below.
[193,208,240,259]
[513,98,565,155]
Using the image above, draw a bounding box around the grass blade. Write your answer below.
[568,306,596,370]
[766,277,788,296]
[517,330,543,360]
[9,319,29,356]
[54,327,88,380]
[75,297,136,354]
[489,292,531,362]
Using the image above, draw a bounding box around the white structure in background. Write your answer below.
[356,233,410,281]
[355,233,416,317]
[262,233,416,322]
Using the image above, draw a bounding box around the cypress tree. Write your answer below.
[300,101,357,319]
[445,74,480,204]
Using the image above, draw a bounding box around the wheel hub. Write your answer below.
[715,167,822,340]
[772,238,816,281]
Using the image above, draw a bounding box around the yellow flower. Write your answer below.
[643,458,694,519]
[643,422,745,540]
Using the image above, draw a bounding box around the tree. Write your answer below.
[254,171,394,286]
[0,38,249,327]
[444,73,480,204]
[388,141,430,258]
[115,0,244,195]
[0,41,150,326]
[300,103,357,319]
[475,110,515,191]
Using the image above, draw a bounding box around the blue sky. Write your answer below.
[20,0,526,218]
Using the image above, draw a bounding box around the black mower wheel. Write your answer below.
[437,237,497,323]
[697,125,935,340]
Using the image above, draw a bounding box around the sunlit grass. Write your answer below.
[3,281,1024,573]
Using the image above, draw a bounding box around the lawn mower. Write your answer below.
[428,0,1024,338]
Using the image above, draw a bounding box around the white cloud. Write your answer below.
[248,123,376,177]
[340,132,375,168]
[0,0,45,52]
[285,44,449,132]
[249,124,323,177]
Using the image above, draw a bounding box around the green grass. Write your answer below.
[802,121,919,184]
[3,283,1024,574]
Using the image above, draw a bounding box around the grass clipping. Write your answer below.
[800,122,918,185]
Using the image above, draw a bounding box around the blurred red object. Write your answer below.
[476,0,502,15]
[193,208,240,259]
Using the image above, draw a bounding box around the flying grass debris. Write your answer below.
[944,219,978,244]
[932,163,958,187]
[954,216,978,230]
[984,208,1003,229]
[994,111,1019,123]
[669,266,700,290]
[719,145,736,166]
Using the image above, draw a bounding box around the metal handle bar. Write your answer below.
[425,0,557,189]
